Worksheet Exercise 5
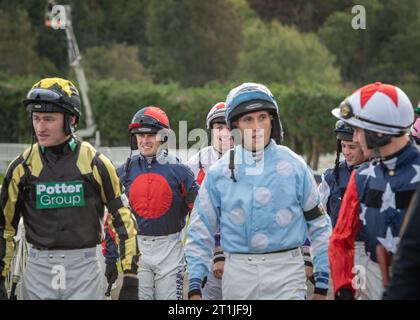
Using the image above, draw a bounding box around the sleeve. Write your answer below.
[301,244,313,268]
[0,156,25,278]
[181,164,200,212]
[186,153,200,179]
[185,172,220,296]
[103,213,119,265]
[318,171,331,214]
[184,159,222,260]
[300,166,332,295]
[383,187,420,299]
[92,153,139,274]
[213,232,225,263]
[328,170,361,296]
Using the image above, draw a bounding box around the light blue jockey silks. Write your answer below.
[186,139,332,292]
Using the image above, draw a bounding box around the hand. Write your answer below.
[0,277,8,300]
[118,275,138,300]
[189,293,202,300]
[312,293,327,300]
[335,287,354,300]
[213,261,225,279]
[376,244,391,287]
[305,266,314,282]
[105,263,118,285]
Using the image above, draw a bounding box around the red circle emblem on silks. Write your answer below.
[128,173,173,219]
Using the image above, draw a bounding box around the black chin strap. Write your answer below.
[23,133,36,166]
[229,149,237,183]
[64,113,72,135]
[371,145,382,166]
[334,139,341,185]
[198,148,203,169]
[122,150,133,184]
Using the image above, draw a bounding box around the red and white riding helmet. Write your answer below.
[332,82,414,135]
[206,102,226,130]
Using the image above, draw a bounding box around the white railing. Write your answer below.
[1,143,334,179]
[0,143,30,172]
[0,143,196,173]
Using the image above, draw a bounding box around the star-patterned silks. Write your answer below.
[382,157,398,171]
[352,143,420,264]
[377,226,400,254]
[409,164,420,184]
[380,183,396,212]
[359,164,377,178]
[359,203,367,225]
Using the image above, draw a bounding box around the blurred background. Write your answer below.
[0,0,419,176]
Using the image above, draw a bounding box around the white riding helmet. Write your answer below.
[332,82,414,135]
[206,102,226,130]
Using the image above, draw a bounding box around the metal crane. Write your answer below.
[45,1,100,145]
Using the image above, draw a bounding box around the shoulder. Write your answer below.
[4,153,25,179]
[338,160,349,169]
[199,146,215,157]
[175,162,195,177]
[17,144,44,177]
[409,144,420,161]
[79,142,118,175]
[322,167,335,182]
[77,141,100,169]
[187,146,212,162]
[355,161,370,176]
[165,154,194,177]
[274,145,302,162]
[119,155,139,171]
[78,141,98,160]
[353,161,370,186]
[116,159,129,177]
[273,145,312,173]
[3,144,41,184]
[208,147,232,172]
[187,151,200,167]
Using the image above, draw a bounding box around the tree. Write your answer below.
[278,83,347,170]
[369,17,420,86]
[0,8,56,76]
[81,44,151,81]
[247,0,353,32]
[0,73,36,144]
[96,0,150,63]
[146,0,243,87]
[318,0,383,83]
[367,1,420,90]
[318,0,420,96]
[67,0,150,63]
[3,0,150,75]
[233,19,341,85]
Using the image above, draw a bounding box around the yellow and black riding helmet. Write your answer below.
[23,78,81,135]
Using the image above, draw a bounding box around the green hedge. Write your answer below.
[0,73,38,143]
[0,75,347,163]
[88,80,347,155]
